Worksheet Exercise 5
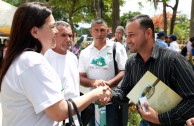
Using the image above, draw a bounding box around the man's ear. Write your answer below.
[89,28,92,35]
[107,28,109,33]
[145,28,153,39]
[30,26,38,39]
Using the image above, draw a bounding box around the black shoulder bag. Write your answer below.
[113,42,118,75]
[80,92,94,126]
[62,99,83,126]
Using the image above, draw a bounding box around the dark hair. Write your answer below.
[170,35,177,41]
[190,36,194,42]
[0,2,52,91]
[90,18,107,28]
[190,36,194,48]
[127,14,155,39]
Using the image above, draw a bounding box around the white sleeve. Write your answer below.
[78,51,86,73]
[115,42,128,70]
[19,63,64,114]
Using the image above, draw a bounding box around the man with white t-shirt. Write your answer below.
[44,21,80,126]
[78,18,128,126]
[168,35,180,52]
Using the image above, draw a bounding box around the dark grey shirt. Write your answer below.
[112,44,194,125]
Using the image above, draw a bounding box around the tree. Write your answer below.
[4,0,125,36]
[112,0,120,34]
[173,14,190,43]
[190,0,194,38]
[152,13,190,42]
[48,0,96,34]
[162,0,168,33]
[120,11,141,28]
[147,0,179,34]
[166,0,179,34]
[152,13,172,32]
[4,0,46,6]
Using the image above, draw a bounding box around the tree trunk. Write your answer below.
[190,0,194,38]
[169,0,179,34]
[112,0,120,34]
[163,1,167,34]
[69,0,77,37]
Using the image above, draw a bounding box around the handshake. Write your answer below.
[92,85,112,105]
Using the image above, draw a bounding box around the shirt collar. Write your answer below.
[89,39,113,49]
[135,44,159,61]
[151,44,159,59]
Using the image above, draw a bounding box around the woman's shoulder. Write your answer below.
[18,51,47,66]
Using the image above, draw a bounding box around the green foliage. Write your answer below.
[48,0,93,22]
[120,11,141,28]
[127,104,142,126]
[4,0,125,31]
[172,13,190,43]
[77,27,90,37]
[4,0,47,6]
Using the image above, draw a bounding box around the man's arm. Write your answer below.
[45,86,110,121]
[80,72,108,88]
[107,70,124,88]
[111,60,131,104]
[157,54,194,125]
[109,42,127,88]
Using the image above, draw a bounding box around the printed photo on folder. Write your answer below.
[127,71,183,113]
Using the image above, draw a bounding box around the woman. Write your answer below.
[0,2,110,126]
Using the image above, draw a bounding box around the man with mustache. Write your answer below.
[44,21,80,126]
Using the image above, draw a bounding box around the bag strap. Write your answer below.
[113,42,118,75]
[66,100,75,126]
[68,99,84,126]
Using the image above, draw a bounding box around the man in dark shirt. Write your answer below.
[102,14,194,125]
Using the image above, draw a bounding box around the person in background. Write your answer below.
[186,37,194,56]
[165,35,171,46]
[112,26,126,46]
[78,18,128,126]
[0,39,3,66]
[73,32,78,46]
[44,21,80,126]
[186,37,194,70]
[0,39,10,68]
[99,14,194,125]
[155,31,168,48]
[112,26,132,57]
[0,2,110,126]
[107,32,114,39]
[180,37,194,57]
[2,39,9,58]
[168,34,180,52]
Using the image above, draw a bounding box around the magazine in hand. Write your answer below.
[127,71,182,113]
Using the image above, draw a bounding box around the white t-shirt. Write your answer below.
[0,51,64,126]
[186,41,192,56]
[79,40,127,84]
[44,49,80,126]
[45,49,80,99]
[169,41,180,52]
